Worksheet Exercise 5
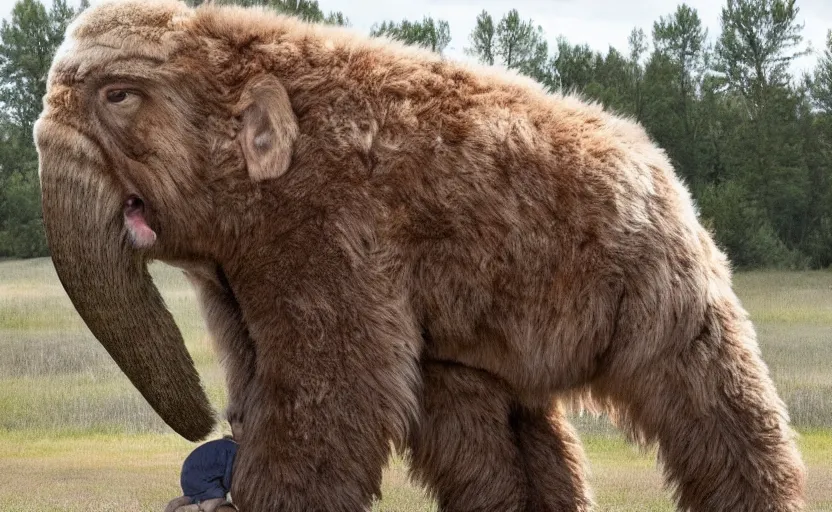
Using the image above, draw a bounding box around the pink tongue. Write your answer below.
[125,209,156,248]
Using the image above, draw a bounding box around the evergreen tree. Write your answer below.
[627,28,649,121]
[654,4,708,101]
[814,30,832,113]
[551,38,599,93]
[213,0,348,25]
[371,17,451,55]
[590,47,630,112]
[494,9,550,84]
[0,0,78,137]
[466,9,551,86]
[716,0,807,111]
[804,33,832,267]
[0,0,84,257]
[465,10,495,66]
[268,0,347,25]
[714,0,811,256]
[643,5,709,185]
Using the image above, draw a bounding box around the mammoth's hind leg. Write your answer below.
[408,361,592,512]
[510,402,592,511]
[595,291,806,512]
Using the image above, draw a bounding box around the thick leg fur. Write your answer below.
[595,285,805,511]
[224,222,422,511]
[182,262,255,425]
[409,361,592,512]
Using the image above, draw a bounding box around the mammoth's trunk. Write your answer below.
[37,121,215,441]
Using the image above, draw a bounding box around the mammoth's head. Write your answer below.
[34,0,299,441]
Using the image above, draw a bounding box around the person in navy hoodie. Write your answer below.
[164,416,241,512]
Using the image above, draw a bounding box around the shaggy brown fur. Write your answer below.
[409,361,592,511]
[35,0,805,510]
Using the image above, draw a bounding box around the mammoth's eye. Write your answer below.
[100,86,142,115]
[106,89,130,103]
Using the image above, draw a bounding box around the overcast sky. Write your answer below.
[1,0,829,76]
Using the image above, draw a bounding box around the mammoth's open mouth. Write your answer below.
[124,195,157,249]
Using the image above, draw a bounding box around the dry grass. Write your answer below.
[0,431,436,512]
[733,271,832,429]
[1,258,831,510]
[1,430,828,511]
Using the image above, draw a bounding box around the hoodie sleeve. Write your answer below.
[222,439,238,492]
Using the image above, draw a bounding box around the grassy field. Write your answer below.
[1,258,831,511]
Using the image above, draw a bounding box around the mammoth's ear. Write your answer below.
[236,75,298,182]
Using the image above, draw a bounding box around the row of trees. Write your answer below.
[0,0,82,257]
[1,0,831,268]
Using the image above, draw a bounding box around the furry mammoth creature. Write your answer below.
[36,1,805,510]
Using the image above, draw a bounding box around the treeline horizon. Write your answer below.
[1,0,831,269]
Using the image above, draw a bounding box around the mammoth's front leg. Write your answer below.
[184,264,255,428]
[409,361,592,512]
[223,226,421,511]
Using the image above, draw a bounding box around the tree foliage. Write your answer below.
[0,0,84,257]
[466,9,549,84]
[716,0,807,109]
[465,10,495,66]
[814,30,832,113]
[268,0,347,25]
[371,17,451,54]
[202,0,348,25]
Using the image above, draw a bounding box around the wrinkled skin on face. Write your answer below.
[37,1,244,441]
[36,1,805,511]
